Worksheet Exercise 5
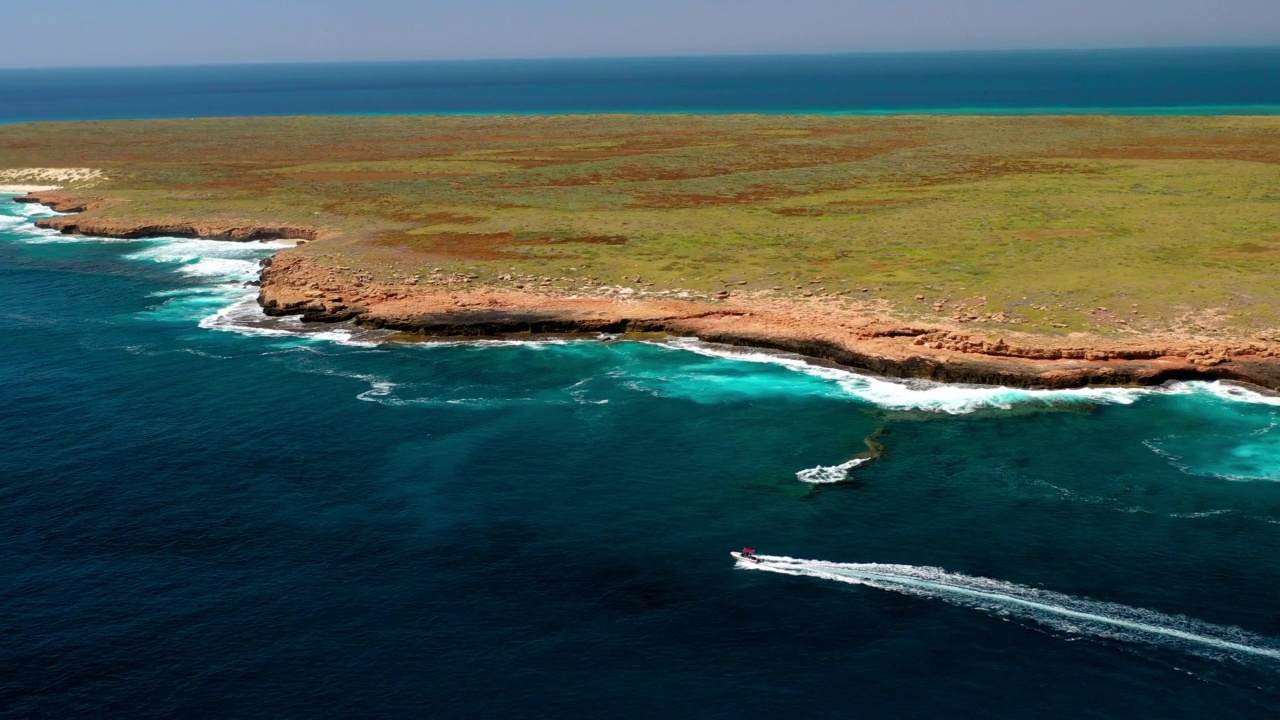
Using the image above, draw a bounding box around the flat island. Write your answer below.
[5,114,1280,388]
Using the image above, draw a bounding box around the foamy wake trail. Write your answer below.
[738,555,1280,663]
[796,458,868,483]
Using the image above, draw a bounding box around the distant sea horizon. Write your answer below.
[1,46,1279,123]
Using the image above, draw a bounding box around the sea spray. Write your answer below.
[125,238,295,282]
[659,337,1152,413]
[795,458,869,484]
[661,337,1280,414]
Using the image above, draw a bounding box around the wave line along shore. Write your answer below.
[15,189,1280,391]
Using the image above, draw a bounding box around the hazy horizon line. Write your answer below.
[4,42,1278,72]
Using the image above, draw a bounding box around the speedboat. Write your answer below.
[731,548,761,563]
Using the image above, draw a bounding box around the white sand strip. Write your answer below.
[0,168,103,190]
[0,185,61,193]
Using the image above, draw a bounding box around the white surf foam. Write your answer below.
[356,377,397,402]
[177,257,261,280]
[795,458,869,484]
[126,238,294,282]
[0,206,97,244]
[197,294,385,347]
[0,208,330,341]
[1146,435,1280,483]
[1168,509,1237,519]
[13,201,58,219]
[113,235,382,346]
[1167,381,1280,407]
[8,201,1280,409]
[736,555,1280,663]
[663,338,1280,414]
[663,338,1149,414]
[297,367,400,402]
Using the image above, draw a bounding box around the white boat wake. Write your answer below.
[736,555,1280,663]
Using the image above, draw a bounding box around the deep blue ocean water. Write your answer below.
[4,188,1280,718]
[2,47,1280,123]
[5,47,1280,716]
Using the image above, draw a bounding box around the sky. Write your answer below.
[2,0,1278,68]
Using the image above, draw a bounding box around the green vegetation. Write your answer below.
[3,114,1280,336]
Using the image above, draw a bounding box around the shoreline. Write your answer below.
[258,252,1280,390]
[16,190,1280,391]
[17,190,322,241]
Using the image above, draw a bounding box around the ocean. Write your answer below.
[5,48,1280,717]
[3,189,1280,717]
[1,46,1280,123]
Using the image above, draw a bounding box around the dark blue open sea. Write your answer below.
[4,198,1280,716]
[5,50,1280,717]
[1,46,1280,122]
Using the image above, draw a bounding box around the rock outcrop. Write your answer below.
[258,253,1280,391]
[18,190,321,242]
[17,191,1280,392]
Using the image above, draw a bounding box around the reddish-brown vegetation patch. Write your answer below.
[508,135,924,192]
[773,208,826,217]
[1019,230,1104,240]
[628,185,815,208]
[319,193,502,225]
[282,171,457,182]
[828,198,921,209]
[420,212,485,225]
[377,231,518,260]
[1235,242,1274,253]
[377,231,628,260]
[911,158,1093,187]
[1213,241,1280,258]
[538,234,628,246]
[1082,134,1280,163]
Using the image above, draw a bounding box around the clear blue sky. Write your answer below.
[4,0,1278,68]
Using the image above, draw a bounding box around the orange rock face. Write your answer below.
[259,252,1280,391]
[18,191,1280,391]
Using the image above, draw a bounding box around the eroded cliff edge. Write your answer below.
[258,253,1280,391]
[19,190,1280,391]
[19,191,322,242]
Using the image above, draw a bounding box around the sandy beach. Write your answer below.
[0,167,102,194]
[0,185,61,193]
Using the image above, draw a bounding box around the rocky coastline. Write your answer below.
[17,191,321,242]
[18,190,1280,391]
[257,253,1280,391]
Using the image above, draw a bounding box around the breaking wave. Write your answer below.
[795,458,868,484]
[5,197,1280,420]
[661,337,1148,413]
[662,337,1280,415]
[126,238,294,282]
[1169,380,1280,407]
[198,293,385,347]
[736,554,1280,664]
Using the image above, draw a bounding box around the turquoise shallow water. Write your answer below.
[3,194,1280,717]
